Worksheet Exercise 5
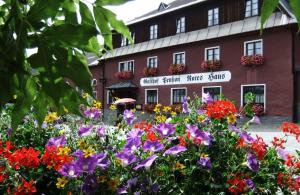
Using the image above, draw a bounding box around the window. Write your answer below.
[244,40,262,56]
[119,61,134,72]
[245,0,259,17]
[173,52,185,65]
[176,17,185,33]
[241,84,266,109]
[208,8,219,26]
[150,24,158,40]
[107,91,113,104]
[205,46,220,60]
[202,86,222,101]
[93,91,97,99]
[91,79,97,86]
[145,89,158,104]
[171,88,187,105]
[132,32,135,44]
[147,57,158,68]
[121,36,127,47]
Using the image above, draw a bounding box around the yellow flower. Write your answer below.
[83,93,89,99]
[184,118,190,123]
[171,111,177,117]
[97,176,107,183]
[58,147,71,156]
[175,162,186,170]
[77,140,87,150]
[83,147,95,158]
[93,100,102,109]
[154,104,162,114]
[13,95,17,100]
[108,178,119,191]
[56,177,68,189]
[227,114,237,125]
[63,107,69,113]
[197,115,206,123]
[59,130,65,135]
[131,108,136,113]
[44,112,58,123]
[156,115,166,123]
[141,111,145,115]
[109,104,117,110]
[163,106,172,113]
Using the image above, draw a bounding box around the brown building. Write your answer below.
[89,0,300,122]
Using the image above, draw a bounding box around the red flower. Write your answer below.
[146,131,160,142]
[115,71,134,80]
[277,172,300,192]
[134,121,152,132]
[251,136,267,160]
[41,146,73,171]
[236,138,246,148]
[179,136,187,146]
[8,147,40,169]
[271,137,286,148]
[168,64,186,75]
[206,100,237,119]
[227,177,247,194]
[143,67,158,77]
[241,55,264,66]
[200,60,221,71]
[13,180,37,195]
[281,122,300,142]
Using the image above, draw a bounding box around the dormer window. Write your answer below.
[150,24,158,40]
[245,0,258,17]
[208,8,219,26]
[158,2,169,11]
[176,17,185,33]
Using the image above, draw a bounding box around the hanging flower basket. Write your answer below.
[143,67,158,77]
[252,103,264,116]
[168,64,186,75]
[114,71,134,80]
[241,55,264,66]
[201,60,221,71]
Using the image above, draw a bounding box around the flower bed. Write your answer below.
[168,64,186,75]
[115,71,134,79]
[0,95,299,194]
[241,55,264,66]
[201,60,221,71]
[143,67,158,77]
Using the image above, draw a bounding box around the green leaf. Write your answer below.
[79,1,95,27]
[290,0,300,30]
[27,0,62,23]
[260,0,279,32]
[43,24,98,52]
[95,0,133,6]
[33,92,48,126]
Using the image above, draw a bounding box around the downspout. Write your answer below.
[292,30,297,122]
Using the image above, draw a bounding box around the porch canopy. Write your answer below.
[106,81,138,90]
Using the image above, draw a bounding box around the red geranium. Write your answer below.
[146,131,160,142]
[227,177,247,194]
[251,136,267,160]
[206,100,237,119]
[168,64,186,75]
[281,122,300,142]
[143,67,158,77]
[114,71,134,80]
[241,55,264,66]
[200,60,221,71]
[8,147,40,169]
[9,180,37,195]
[41,146,73,171]
[271,137,286,149]
[277,172,300,192]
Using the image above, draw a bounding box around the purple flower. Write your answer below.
[164,145,187,156]
[276,148,289,160]
[124,138,142,151]
[246,178,256,190]
[197,109,206,115]
[75,156,99,174]
[84,107,101,120]
[140,180,159,193]
[202,92,213,104]
[94,153,110,170]
[182,96,190,114]
[247,153,260,172]
[126,128,143,140]
[78,125,94,137]
[59,162,81,178]
[97,126,105,137]
[249,115,261,125]
[46,136,66,147]
[143,141,164,153]
[155,123,175,137]
[239,132,255,144]
[134,155,158,170]
[6,128,12,137]
[228,125,241,133]
[117,187,128,194]
[186,125,213,146]
[82,175,99,194]
[198,156,212,169]
[127,177,138,188]
[116,150,139,166]
[123,110,136,125]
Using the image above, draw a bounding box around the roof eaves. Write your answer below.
[279,0,296,19]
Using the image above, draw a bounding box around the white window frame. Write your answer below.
[176,17,185,34]
[241,84,266,112]
[150,24,158,40]
[147,56,158,68]
[202,86,222,101]
[245,0,259,18]
[205,46,220,61]
[145,88,159,104]
[91,79,97,86]
[244,39,263,56]
[173,52,186,65]
[121,36,127,47]
[127,60,135,73]
[118,60,134,72]
[118,61,126,72]
[171,87,187,105]
[93,90,97,99]
[208,7,219,26]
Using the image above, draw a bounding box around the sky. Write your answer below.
[106,0,175,22]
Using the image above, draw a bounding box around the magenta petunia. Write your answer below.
[155,123,176,137]
[78,125,94,137]
[143,141,164,153]
[247,153,260,172]
[46,136,66,147]
[164,145,187,156]
[134,155,158,170]
[84,107,101,120]
[123,110,136,125]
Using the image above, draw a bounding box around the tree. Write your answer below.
[0,0,132,129]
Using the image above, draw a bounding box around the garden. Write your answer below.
[0,93,299,194]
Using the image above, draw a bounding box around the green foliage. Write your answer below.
[0,0,132,130]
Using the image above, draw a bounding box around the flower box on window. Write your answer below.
[241,55,264,66]
[168,64,186,75]
[114,71,133,80]
[252,103,264,116]
[201,60,221,71]
[143,67,158,77]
